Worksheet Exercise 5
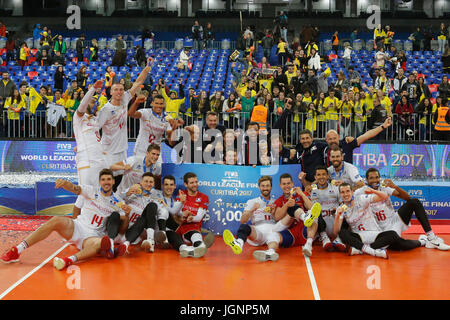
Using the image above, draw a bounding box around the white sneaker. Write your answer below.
[349,247,363,256]
[141,239,155,253]
[193,243,207,258]
[320,233,333,251]
[425,236,450,251]
[253,250,279,262]
[180,244,207,258]
[373,249,388,259]
[418,235,428,246]
[179,245,195,258]
[53,257,66,271]
[302,243,313,257]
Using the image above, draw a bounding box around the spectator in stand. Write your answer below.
[417,77,431,102]
[278,11,288,42]
[76,34,86,63]
[342,42,352,70]
[113,35,126,67]
[76,66,88,91]
[411,27,423,52]
[331,31,339,54]
[222,92,240,129]
[63,80,82,101]
[33,24,42,40]
[374,24,385,51]
[437,23,448,53]
[5,35,15,63]
[276,38,288,67]
[104,66,115,99]
[438,75,449,101]
[262,30,274,61]
[204,22,214,50]
[36,49,52,66]
[192,20,203,51]
[209,91,224,115]
[4,89,24,137]
[393,68,408,97]
[308,48,321,72]
[384,25,394,51]
[141,28,154,47]
[350,29,358,44]
[348,66,361,89]
[135,45,147,68]
[442,46,450,74]
[0,71,17,136]
[423,26,433,52]
[53,66,67,91]
[395,95,414,140]
[368,97,388,140]
[0,21,5,37]
[52,51,65,66]
[402,73,421,109]
[18,43,30,70]
[375,46,389,69]
[40,31,51,53]
[335,71,349,89]
[416,98,435,141]
[179,47,191,71]
[53,35,67,56]
[89,39,99,62]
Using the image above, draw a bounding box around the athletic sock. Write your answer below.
[123,240,130,248]
[191,233,203,247]
[67,255,78,264]
[16,240,29,254]
[306,238,313,246]
[362,244,375,256]
[146,228,155,240]
[267,248,276,254]
[236,238,244,248]
[426,230,437,241]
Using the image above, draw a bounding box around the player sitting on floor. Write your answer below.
[270,173,321,257]
[1,169,130,270]
[333,183,402,259]
[356,168,450,251]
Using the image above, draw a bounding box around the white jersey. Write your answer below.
[97,91,132,154]
[327,161,363,187]
[244,195,277,225]
[310,183,340,218]
[75,185,125,233]
[47,103,67,127]
[343,194,382,234]
[354,186,399,232]
[124,189,167,227]
[134,109,172,157]
[73,113,105,164]
[117,155,162,194]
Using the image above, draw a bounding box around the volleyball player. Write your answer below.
[223,176,283,262]
[1,169,130,269]
[128,93,182,158]
[327,144,365,189]
[333,183,402,259]
[309,166,347,252]
[271,173,322,257]
[110,144,162,195]
[356,168,450,251]
[96,59,152,177]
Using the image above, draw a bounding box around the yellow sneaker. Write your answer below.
[303,202,322,228]
[222,229,242,255]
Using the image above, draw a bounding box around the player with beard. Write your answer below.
[327,144,365,190]
[355,168,450,251]
[1,169,131,269]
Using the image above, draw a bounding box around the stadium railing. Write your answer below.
[1,111,439,146]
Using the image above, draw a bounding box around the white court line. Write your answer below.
[0,243,70,300]
[304,255,321,300]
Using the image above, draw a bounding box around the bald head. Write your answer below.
[326,130,340,146]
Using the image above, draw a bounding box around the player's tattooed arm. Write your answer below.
[55,179,81,195]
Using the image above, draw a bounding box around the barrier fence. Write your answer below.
[0,110,440,146]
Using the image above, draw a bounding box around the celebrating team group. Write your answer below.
[1,58,448,269]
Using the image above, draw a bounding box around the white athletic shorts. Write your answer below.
[69,219,104,250]
[323,215,336,238]
[76,151,109,187]
[104,151,128,176]
[391,218,410,237]
[247,223,280,247]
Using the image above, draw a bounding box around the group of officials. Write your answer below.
[1,59,448,269]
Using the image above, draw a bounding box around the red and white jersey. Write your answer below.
[176,190,209,218]
[117,155,162,194]
[274,192,306,211]
[76,185,125,233]
[125,190,167,227]
[310,184,340,218]
[327,162,364,188]
[354,186,398,232]
[97,91,132,154]
[343,194,382,233]
[245,195,277,225]
[134,109,172,157]
[73,113,104,157]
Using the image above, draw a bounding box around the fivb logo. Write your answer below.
[366,5,381,30]
[67,5,81,30]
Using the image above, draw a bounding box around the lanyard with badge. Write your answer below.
[260,196,273,219]
[142,158,156,174]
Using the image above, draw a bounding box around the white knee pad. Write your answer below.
[266,231,281,245]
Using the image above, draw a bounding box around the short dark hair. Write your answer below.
[315,165,328,175]
[280,173,293,182]
[258,175,272,186]
[329,144,342,154]
[162,175,176,184]
[153,94,164,101]
[299,129,312,137]
[99,168,114,180]
[206,111,218,118]
[142,172,155,180]
[183,172,197,184]
[339,182,352,192]
[366,168,380,179]
[247,121,260,130]
[147,143,161,153]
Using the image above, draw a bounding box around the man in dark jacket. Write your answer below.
[0,71,16,136]
[76,34,86,63]
[261,30,274,60]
